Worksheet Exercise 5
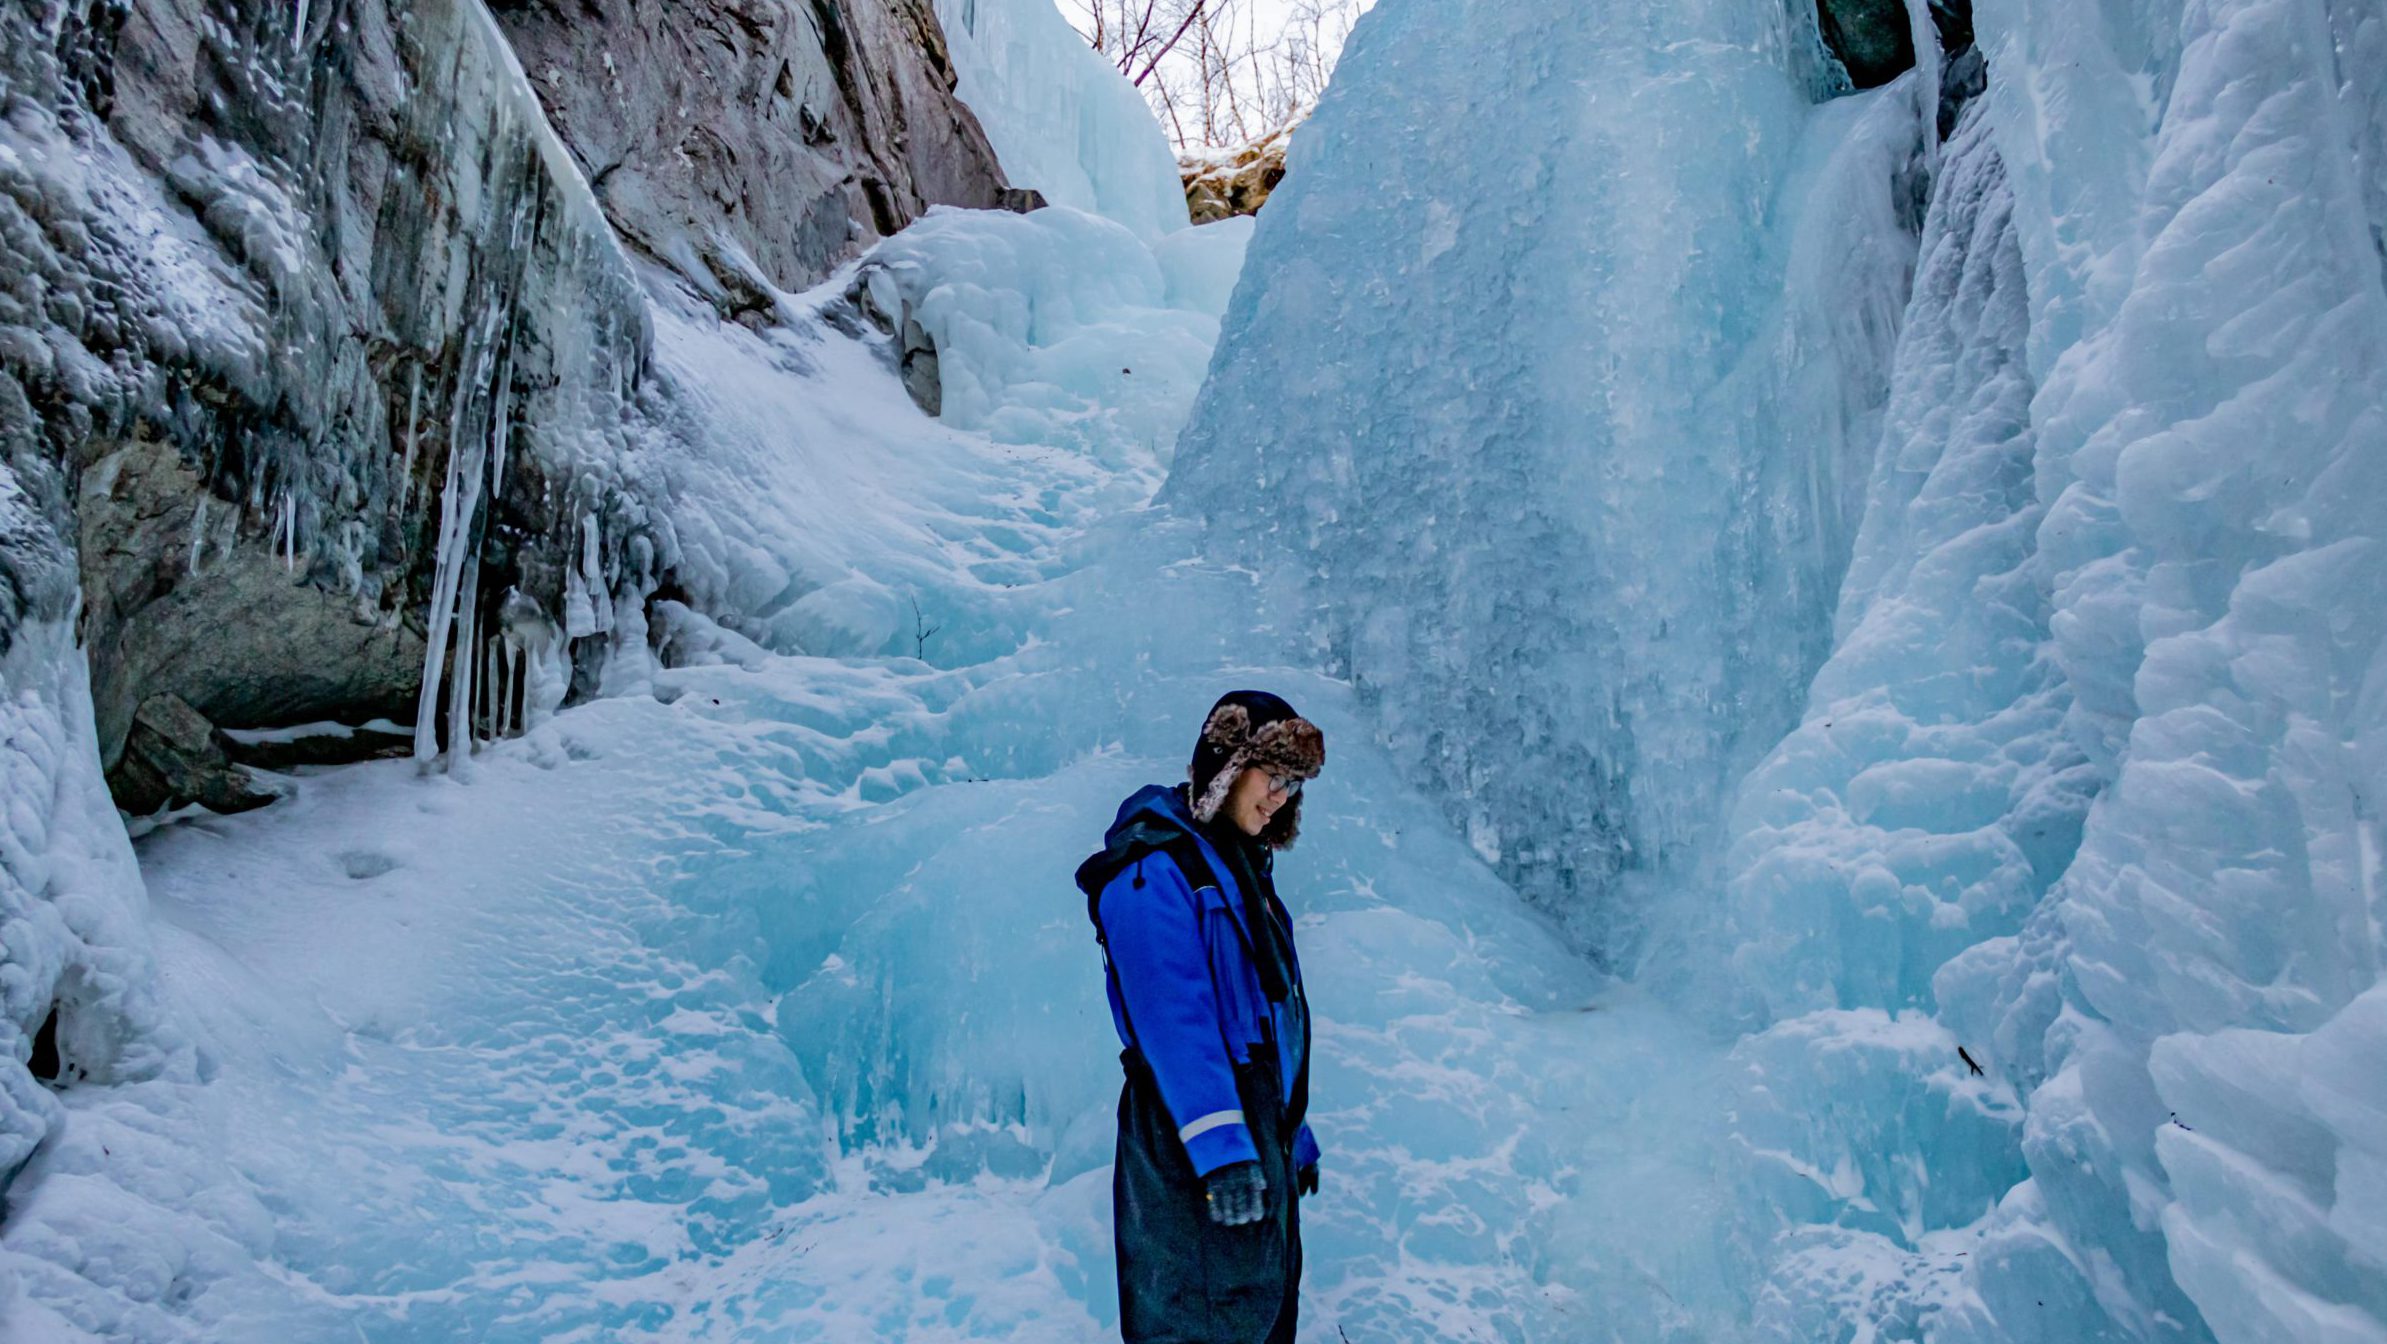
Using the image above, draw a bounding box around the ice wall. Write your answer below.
[1931,0,2387,1337]
[1726,0,2387,1337]
[1175,0,2387,1337]
[1706,95,2081,1341]
[931,0,1191,237]
[1167,0,1933,949]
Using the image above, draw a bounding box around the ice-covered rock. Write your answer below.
[0,0,1012,787]
[1,0,655,770]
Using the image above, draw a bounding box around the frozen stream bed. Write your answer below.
[105,206,1738,1343]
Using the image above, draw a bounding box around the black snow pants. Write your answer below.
[1115,1045,1302,1344]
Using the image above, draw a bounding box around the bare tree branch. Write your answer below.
[1071,0,1371,151]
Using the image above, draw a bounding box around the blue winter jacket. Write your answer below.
[1081,784,1320,1178]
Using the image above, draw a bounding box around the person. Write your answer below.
[1075,691,1327,1344]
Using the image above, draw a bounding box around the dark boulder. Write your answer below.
[108,693,281,818]
[1815,0,1975,90]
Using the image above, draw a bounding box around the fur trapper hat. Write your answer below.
[1189,690,1326,849]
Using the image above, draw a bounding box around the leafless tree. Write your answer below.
[909,594,942,660]
[1067,0,1370,151]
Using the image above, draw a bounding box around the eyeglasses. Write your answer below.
[1266,773,1304,798]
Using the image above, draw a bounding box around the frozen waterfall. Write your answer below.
[4,0,2382,1341]
[1176,0,2387,1340]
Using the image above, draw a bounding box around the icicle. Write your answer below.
[188,497,208,575]
[292,0,310,50]
[1903,0,1944,173]
[414,454,469,764]
[399,365,421,514]
[414,340,492,766]
[488,347,516,510]
[446,558,482,776]
[580,513,612,635]
[482,636,500,744]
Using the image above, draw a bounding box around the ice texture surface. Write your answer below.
[1167,0,1932,949]
[932,0,1191,238]
[4,199,1740,1340]
[1174,0,2387,1339]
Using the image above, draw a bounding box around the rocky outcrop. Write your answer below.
[108,693,280,817]
[0,0,1009,810]
[489,0,1012,307]
[1181,126,1291,224]
[1814,0,1972,90]
[1,0,658,788]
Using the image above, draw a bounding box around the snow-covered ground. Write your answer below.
[15,207,1737,1341]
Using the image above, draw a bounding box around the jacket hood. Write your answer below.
[1074,784,1203,902]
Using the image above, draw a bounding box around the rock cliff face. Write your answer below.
[489,0,1010,309]
[0,0,1009,807]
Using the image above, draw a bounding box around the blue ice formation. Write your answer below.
[1176,0,2387,1341]
[1168,0,1932,953]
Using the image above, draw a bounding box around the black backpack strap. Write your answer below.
[1076,824,1219,947]
[1080,832,1218,1067]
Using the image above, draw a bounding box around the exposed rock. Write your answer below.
[220,720,416,772]
[1182,126,1291,224]
[109,693,280,817]
[0,0,1010,811]
[76,427,424,762]
[490,0,1013,304]
[1814,0,1915,89]
[1937,42,1988,140]
[1814,0,1973,91]
[843,263,945,415]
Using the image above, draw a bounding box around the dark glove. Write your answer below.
[1204,1160,1267,1227]
[1296,1163,1319,1198]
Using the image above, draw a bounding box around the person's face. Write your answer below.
[1225,765,1300,837]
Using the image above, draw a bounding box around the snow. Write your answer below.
[0,619,253,1344]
